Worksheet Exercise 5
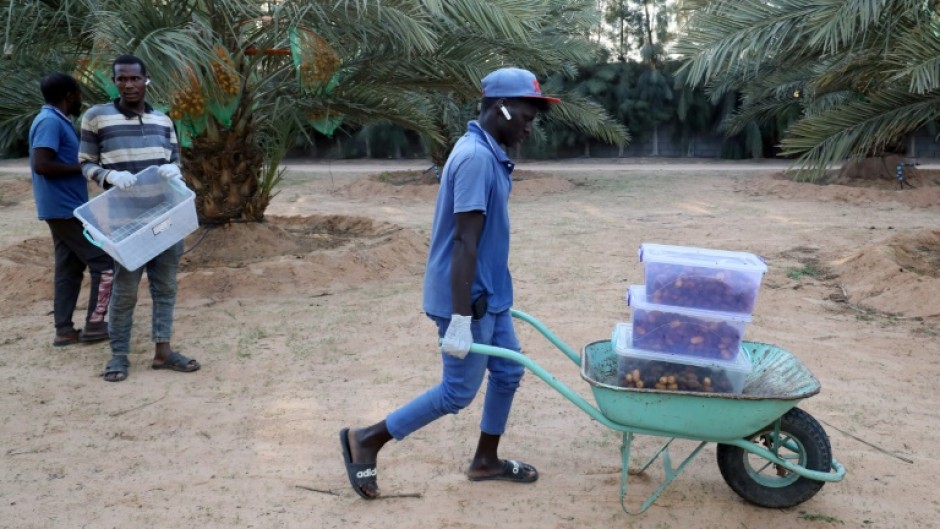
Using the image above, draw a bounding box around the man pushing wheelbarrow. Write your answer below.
[340,67,561,499]
[337,70,845,513]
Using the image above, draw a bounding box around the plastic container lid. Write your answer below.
[639,243,767,274]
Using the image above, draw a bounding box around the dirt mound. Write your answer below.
[0,179,32,207]
[512,171,575,196]
[0,237,54,306]
[179,215,403,268]
[177,215,427,300]
[0,236,50,265]
[338,169,574,202]
[0,215,428,308]
[833,156,932,187]
[340,174,439,202]
[740,170,940,208]
[375,170,440,186]
[829,229,940,319]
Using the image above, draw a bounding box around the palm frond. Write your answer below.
[721,96,801,136]
[676,0,940,175]
[0,71,44,151]
[544,92,629,146]
[801,90,854,117]
[675,0,821,87]
[888,16,940,94]
[0,56,84,151]
[1,0,90,58]
[781,89,940,174]
[286,83,444,145]
[280,0,438,56]
[803,0,890,54]
[427,0,550,42]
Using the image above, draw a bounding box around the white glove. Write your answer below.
[441,314,473,359]
[157,164,183,180]
[105,170,136,190]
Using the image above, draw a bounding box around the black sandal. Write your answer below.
[151,351,200,372]
[102,355,129,382]
[467,459,539,483]
[339,428,379,499]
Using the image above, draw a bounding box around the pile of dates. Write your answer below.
[632,310,741,359]
[646,264,758,313]
[618,361,735,393]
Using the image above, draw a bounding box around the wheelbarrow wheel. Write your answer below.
[716,407,831,508]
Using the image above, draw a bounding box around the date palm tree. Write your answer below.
[1,0,626,223]
[674,0,940,178]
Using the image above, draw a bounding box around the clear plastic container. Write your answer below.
[74,166,198,272]
[639,243,767,313]
[627,285,751,360]
[612,323,751,393]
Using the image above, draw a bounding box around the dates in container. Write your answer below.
[618,359,735,393]
[646,263,759,313]
[632,309,743,360]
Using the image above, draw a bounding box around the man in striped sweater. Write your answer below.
[79,54,200,382]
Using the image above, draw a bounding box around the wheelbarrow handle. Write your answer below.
[467,341,621,429]
[509,309,581,366]
[458,309,616,430]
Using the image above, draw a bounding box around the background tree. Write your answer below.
[0,0,626,223]
[542,61,629,157]
[602,0,676,155]
[675,0,940,178]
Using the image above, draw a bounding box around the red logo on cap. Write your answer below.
[532,79,542,95]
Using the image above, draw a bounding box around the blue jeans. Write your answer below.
[108,241,183,355]
[385,310,525,440]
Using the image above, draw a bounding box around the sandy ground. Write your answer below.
[1,158,939,529]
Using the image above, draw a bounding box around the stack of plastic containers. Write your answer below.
[613,243,768,394]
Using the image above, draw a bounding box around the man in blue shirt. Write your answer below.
[340,67,560,499]
[29,73,113,347]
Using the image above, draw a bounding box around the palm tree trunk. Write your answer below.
[182,109,264,225]
[183,129,263,224]
[651,125,660,156]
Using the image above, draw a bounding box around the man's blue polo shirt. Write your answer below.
[423,121,515,318]
[28,105,87,219]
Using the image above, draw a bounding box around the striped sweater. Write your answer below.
[79,100,179,186]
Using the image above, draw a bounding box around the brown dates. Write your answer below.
[632,309,742,359]
[646,263,759,313]
[618,358,735,393]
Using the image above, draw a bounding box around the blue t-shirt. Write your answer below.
[423,121,515,318]
[29,105,87,220]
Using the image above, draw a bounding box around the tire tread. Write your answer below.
[716,407,832,508]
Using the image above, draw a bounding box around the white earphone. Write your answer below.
[499,104,512,120]
[145,79,151,86]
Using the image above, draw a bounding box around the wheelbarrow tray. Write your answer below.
[580,340,821,441]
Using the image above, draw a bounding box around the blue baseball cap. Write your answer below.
[481,67,561,104]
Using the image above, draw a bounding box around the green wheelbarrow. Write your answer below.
[468,309,846,515]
